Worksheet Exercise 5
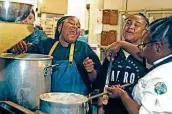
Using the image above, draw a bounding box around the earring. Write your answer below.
[157,48,160,52]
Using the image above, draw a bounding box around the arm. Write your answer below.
[83,55,101,82]
[106,86,140,114]
[106,41,143,62]
[12,38,53,54]
[121,91,140,114]
[97,97,105,114]
[83,44,101,82]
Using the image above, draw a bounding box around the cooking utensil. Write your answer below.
[0,53,53,110]
[88,83,132,101]
[103,51,115,105]
[40,92,89,114]
[0,1,32,22]
[120,83,132,88]
[88,91,109,100]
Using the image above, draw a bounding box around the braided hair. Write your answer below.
[148,16,172,50]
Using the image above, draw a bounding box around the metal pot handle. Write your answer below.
[44,64,60,77]
[84,101,90,114]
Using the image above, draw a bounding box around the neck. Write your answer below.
[59,36,69,47]
[132,40,140,45]
[153,50,172,64]
[125,39,140,45]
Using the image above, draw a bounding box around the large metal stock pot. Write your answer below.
[0,53,53,110]
[40,92,89,114]
[0,0,33,22]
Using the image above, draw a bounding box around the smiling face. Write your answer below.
[59,17,81,44]
[123,15,147,44]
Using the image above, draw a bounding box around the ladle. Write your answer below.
[88,83,132,100]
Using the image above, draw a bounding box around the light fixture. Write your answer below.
[122,0,129,19]
[5,0,10,9]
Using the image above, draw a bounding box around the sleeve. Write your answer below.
[93,58,109,92]
[31,29,48,45]
[37,30,47,41]
[27,38,54,54]
[139,75,172,114]
[87,46,101,76]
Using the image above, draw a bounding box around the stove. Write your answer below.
[0,101,44,114]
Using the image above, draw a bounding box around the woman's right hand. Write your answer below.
[12,41,32,54]
[105,41,123,61]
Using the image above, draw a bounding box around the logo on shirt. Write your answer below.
[154,82,167,95]
[110,59,141,84]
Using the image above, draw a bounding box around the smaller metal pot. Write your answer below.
[40,93,89,114]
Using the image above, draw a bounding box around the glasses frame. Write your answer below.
[137,40,158,49]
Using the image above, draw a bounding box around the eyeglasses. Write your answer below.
[137,41,158,49]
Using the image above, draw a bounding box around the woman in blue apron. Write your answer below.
[105,17,172,114]
[13,16,101,96]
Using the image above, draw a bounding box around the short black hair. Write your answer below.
[137,13,149,26]
[126,13,149,26]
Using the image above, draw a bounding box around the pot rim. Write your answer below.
[0,53,53,61]
[40,92,88,104]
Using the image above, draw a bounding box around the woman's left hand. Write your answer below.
[106,85,126,98]
[83,57,95,73]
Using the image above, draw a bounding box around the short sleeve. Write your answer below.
[139,73,172,114]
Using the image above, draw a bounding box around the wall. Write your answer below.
[104,0,172,10]
[89,0,104,44]
[89,0,172,44]
[67,0,86,29]
[40,0,68,14]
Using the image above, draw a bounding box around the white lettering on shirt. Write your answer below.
[130,73,135,84]
[111,71,115,81]
[123,72,129,83]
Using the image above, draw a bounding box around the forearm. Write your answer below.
[88,69,97,82]
[97,97,105,114]
[120,92,140,114]
[98,107,104,114]
[120,41,143,62]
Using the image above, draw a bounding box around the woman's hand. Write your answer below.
[105,41,124,61]
[12,41,32,54]
[83,57,95,73]
[83,57,97,81]
[106,85,126,98]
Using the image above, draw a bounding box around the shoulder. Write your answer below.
[150,62,172,78]
[38,38,56,48]
[33,28,46,36]
[75,41,90,47]
[75,41,92,51]
[41,37,54,42]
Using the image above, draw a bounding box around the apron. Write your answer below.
[48,41,88,95]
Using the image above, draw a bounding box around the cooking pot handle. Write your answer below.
[44,64,60,77]
[84,102,89,114]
